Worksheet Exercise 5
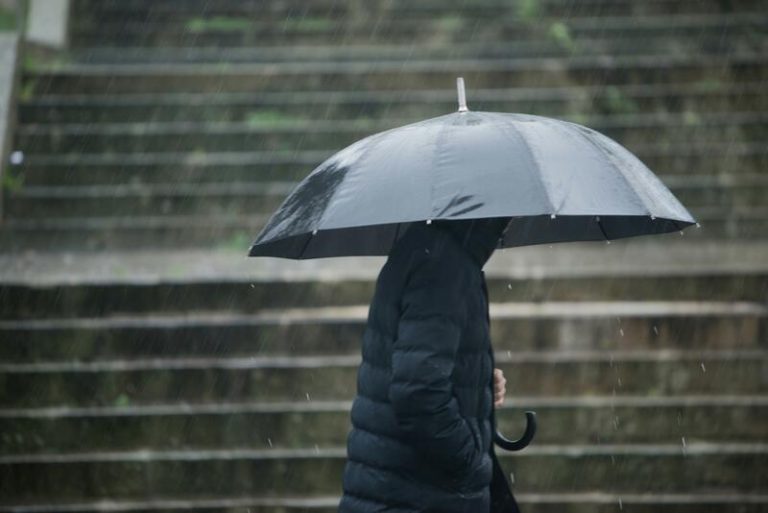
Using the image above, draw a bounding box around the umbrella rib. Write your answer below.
[596,216,610,241]
[429,116,455,220]
[390,222,401,253]
[297,232,313,259]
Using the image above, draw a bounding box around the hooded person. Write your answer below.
[338,216,520,513]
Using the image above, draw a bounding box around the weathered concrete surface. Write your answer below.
[1,239,766,286]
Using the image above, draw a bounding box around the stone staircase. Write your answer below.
[0,0,766,511]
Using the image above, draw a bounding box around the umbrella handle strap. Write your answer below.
[493,411,537,452]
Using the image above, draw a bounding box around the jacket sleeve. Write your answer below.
[388,244,481,480]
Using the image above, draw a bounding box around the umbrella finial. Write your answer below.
[456,77,469,113]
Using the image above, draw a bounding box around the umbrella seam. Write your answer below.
[429,115,455,220]
[539,117,584,214]
[487,112,557,215]
[596,217,610,241]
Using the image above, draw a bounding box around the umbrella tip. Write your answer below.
[456,77,469,113]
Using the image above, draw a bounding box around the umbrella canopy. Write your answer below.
[249,78,697,259]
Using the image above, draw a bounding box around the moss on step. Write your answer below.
[0,5,19,32]
[281,17,334,33]
[1,167,24,193]
[517,0,542,22]
[185,16,251,33]
[217,231,253,252]
[245,110,303,126]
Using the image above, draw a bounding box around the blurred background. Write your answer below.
[0,0,766,511]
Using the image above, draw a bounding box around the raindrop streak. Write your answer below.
[306,392,311,401]
[619,328,624,337]
[701,362,706,373]
[653,326,659,336]
[267,438,273,448]
[619,498,623,510]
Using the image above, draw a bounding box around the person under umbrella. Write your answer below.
[337,216,521,513]
[249,78,697,512]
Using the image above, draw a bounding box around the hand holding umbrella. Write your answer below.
[494,368,506,408]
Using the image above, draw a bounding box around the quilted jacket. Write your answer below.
[338,217,516,513]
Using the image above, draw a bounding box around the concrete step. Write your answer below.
[5,177,767,220]
[18,83,766,125]
[11,151,765,190]
[2,242,767,317]
[70,0,766,20]
[66,12,768,47]
[23,53,767,95]
[0,301,764,362]
[5,241,764,286]
[63,33,763,64]
[0,443,765,501]
[0,207,763,251]
[2,493,768,513]
[3,495,768,513]
[14,112,768,154]
[1,396,766,454]
[9,144,765,189]
[3,183,289,218]
[0,350,765,408]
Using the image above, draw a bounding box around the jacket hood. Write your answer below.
[432,217,512,269]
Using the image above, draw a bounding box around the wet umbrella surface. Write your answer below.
[249,78,698,260]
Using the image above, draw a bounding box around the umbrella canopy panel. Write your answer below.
[249,111,696,259]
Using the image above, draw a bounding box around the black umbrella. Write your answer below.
[249,78,697,259]
[248,77,698,450]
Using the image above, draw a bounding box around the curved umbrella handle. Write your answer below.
[493,411,537,452]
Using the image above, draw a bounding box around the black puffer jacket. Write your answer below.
[338,217,513,513]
